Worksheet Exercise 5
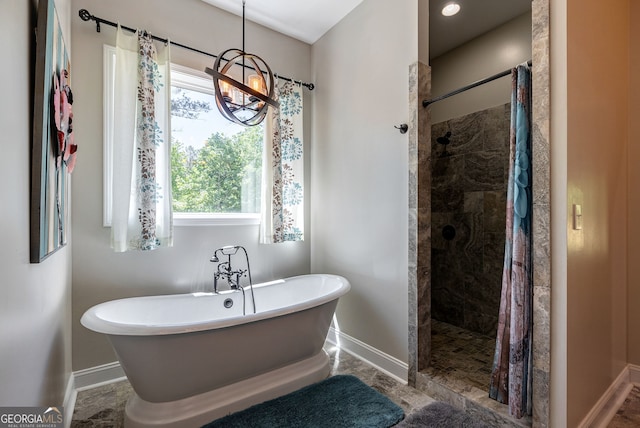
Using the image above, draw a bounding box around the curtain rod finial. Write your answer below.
[78,9,92,22]
[78,9,100,32]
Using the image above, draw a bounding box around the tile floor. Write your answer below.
[608,386,640,427]
[425,321,640,427]
[427,319,496,391]
[70,341,640,427]
[416,320,529,427]
[70,347,435,427]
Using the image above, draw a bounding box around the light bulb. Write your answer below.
[220,79,232,101]
[441,2,461,17]
[247,74,265,95]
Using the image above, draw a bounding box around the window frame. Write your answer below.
[102,45,261,227]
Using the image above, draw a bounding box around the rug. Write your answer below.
[394,401,492,428]
[202,375,404,428]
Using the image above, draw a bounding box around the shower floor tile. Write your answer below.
[426,319,496,392]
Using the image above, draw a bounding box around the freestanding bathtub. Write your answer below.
[81,274,350,428]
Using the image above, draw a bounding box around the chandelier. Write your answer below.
[205,0,278,126]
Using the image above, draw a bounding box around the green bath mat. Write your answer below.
[202,375,404,428]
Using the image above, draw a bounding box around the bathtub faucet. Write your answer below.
[213,262,246,291]
[210,245,257,314]
[211,246,246,292]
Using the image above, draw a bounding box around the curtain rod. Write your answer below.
[78,9,315,91]
[422,60,532,107]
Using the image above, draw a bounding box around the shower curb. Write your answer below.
[415,370,531,427]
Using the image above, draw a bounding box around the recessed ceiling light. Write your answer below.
[441,2,461,17]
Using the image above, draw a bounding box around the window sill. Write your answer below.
[173,213,261,227]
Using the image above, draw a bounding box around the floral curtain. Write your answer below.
[489,64,533,418]
[260,80,304,244]
[111,26,173,252]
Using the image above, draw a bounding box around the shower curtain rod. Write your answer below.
[78,9,315,90]
[422,60,532,107]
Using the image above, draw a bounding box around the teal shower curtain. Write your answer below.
[489,64,533,419]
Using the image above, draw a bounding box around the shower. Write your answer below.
[412,0,535,421]
[436,131,451,145]
[436,131,452,157]
[428,103,511,391]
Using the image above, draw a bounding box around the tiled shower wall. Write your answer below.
[430,104,510,336]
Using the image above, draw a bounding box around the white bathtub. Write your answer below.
[81,274,350,428]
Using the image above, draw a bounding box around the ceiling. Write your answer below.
[201,0,364,44]
[201,0,531,55]
[429,0,532,59]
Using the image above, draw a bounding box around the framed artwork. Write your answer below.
[31,0,77,263]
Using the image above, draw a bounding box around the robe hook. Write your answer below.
[395,124,408,134]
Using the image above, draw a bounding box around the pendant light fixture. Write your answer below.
[205,0,279,126]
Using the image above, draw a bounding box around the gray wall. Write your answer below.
[310,0,418,363]
[0,0,72,406]
[70,0,313,370]
[430,13,532,124]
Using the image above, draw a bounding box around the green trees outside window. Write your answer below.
[170,86,263,214]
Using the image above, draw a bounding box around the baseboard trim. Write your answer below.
[628,364,640,385]
[325,327,408,384]
[578,364,636,428]
[63,373,76,428]
[73,361,126,391]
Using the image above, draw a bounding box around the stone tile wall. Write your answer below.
[430,104,510,336]
[408,61,431,384]
[409,2,550,422]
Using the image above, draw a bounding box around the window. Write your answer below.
[103,46,263,226]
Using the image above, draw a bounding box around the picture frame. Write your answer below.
[31,0,75,263]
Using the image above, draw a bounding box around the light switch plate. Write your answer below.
[573,204,583,230]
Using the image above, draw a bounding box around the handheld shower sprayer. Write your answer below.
[210,245,240,262]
